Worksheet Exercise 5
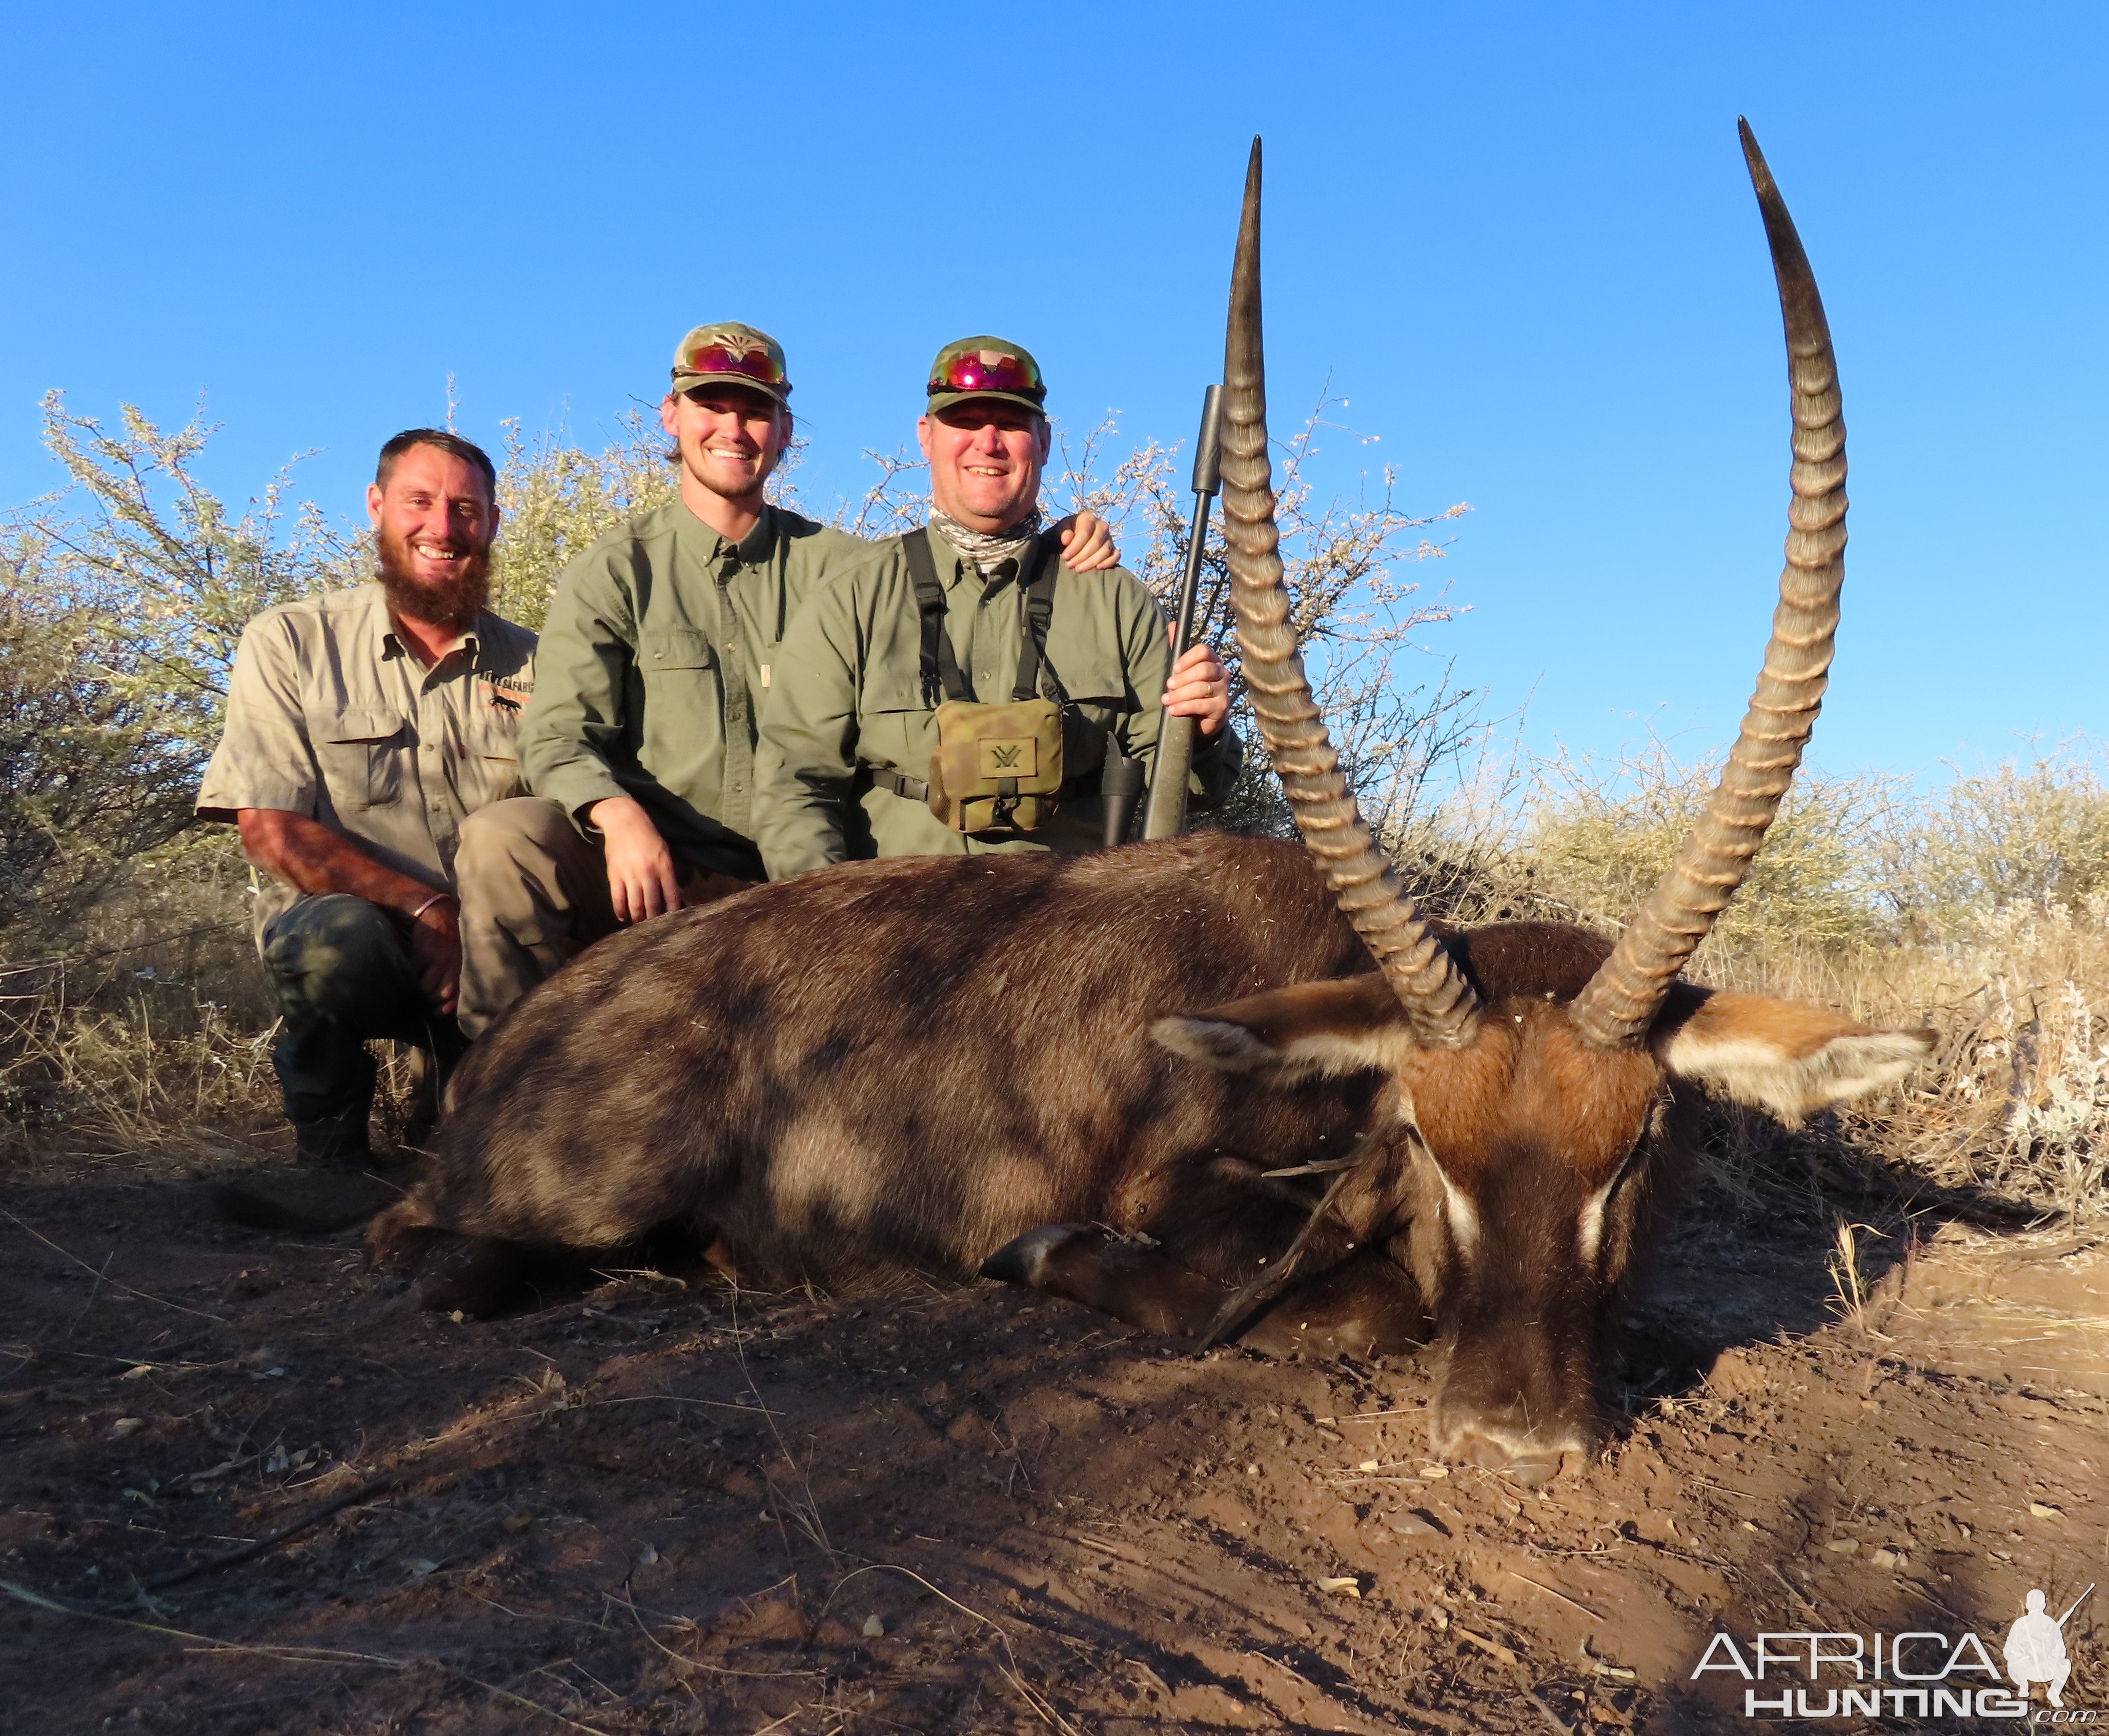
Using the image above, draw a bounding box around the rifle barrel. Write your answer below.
[1141,385,1225,843]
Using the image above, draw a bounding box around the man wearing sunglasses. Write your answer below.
[753,336,1238,877]
[452,323,1120,1035]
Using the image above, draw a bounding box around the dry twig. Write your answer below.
[129,1474,397,1597]
[3,1211,227,1324]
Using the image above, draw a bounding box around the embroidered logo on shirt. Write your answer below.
[477,673,533,715]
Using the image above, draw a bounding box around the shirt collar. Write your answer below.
[925,525,1033,598]
[682,500,777,567]
[381,616,482,667]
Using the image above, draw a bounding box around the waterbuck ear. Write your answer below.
[1152,974,1413,1083]
[1650,987,1935,1125]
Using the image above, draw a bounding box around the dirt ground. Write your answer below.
[2,1132,2104,1735]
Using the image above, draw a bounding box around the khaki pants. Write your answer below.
[455,797,757,1038]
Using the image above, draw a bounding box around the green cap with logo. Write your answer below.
[925,336,1047,415]
[671,322,792,407]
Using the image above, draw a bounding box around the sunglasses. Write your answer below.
[928,349,1042,398]
[680,340,787,388]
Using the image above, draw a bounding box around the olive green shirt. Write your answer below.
[754,531,1240,877]
[520,499,873,875]
[195,582,538,944]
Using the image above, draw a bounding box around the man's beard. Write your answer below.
[375,524,492,633]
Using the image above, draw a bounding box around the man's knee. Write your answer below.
[458,797,584,889]
[263,895,412,1026]
[457,795,612,946]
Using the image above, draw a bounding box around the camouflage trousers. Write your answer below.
[453,797,758,1040]
[261,894,468,1155]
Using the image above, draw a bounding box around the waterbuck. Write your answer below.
[374,126,1931,1478]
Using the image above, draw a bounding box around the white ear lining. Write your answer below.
[1149,1016,1280,1074]
[1150,1014,1414,1081]
[1439,1169,1479,1259]
[1577,1180,1612,1264]
[1660,1026,1933,1122]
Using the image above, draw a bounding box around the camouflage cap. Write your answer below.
[670,321,792,407]
[925,336,1046,416]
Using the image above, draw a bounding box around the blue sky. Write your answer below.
[4,3,2101,781]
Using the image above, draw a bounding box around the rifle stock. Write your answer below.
[1099,744,1145,847]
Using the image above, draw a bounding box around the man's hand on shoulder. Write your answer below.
[590,795,682,923]
[1054,510,1120,572]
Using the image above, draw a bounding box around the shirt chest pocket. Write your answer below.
[1049,649,1132,711]
[315,704,407,812]
[463,704,527,807]
[641,627,717,676]
[636,625,725,772]
[1044,650,1134,772]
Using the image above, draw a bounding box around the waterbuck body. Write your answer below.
[376,829,1924,1472]
[396,834,1377,1289]
[377,125,1938,1476]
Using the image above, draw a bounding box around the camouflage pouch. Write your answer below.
[926,697,1065,833]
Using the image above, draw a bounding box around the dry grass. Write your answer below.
[0,975,275,1164]
[0,832,447,1168]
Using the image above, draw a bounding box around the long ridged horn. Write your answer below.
[1568,119,1847,1049]
[1219,137,1481,1047]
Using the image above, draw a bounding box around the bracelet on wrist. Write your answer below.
[409,891,454,922]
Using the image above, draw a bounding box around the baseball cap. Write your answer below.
[671,322,792,407]
[925,336,1046,416]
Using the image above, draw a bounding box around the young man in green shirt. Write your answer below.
[753,337,1237,877]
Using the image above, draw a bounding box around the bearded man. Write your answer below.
[197,429,535,1225]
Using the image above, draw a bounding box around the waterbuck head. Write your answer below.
[1153,130,1933,1473]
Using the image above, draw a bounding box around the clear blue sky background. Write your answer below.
[4,3,2100,781]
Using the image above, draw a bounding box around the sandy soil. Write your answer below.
[2,1138,2103,1734]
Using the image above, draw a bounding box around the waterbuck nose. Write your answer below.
[1441,1410,1591,1486]
[1430,1328,1599,1482]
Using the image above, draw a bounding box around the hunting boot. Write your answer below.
[212,892,441,1234]
[291,1102,374,1166]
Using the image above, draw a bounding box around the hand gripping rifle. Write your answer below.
[1139,383,1226,842]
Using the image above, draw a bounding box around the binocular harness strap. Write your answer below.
[902,526,1066,709]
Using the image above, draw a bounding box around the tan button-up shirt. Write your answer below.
[196,582,538,942]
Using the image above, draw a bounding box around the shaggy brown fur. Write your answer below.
[374,832,1931,1469]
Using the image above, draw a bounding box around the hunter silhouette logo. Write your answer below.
[2007,1585,2092,1709]
[1692,1579,2095,1719]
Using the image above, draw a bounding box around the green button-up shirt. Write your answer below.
[520,499,874,875]
[754,530,1240,877]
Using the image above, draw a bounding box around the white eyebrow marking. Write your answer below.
[1577,1182,1612,1264]
[1440,1171,1478,1259]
